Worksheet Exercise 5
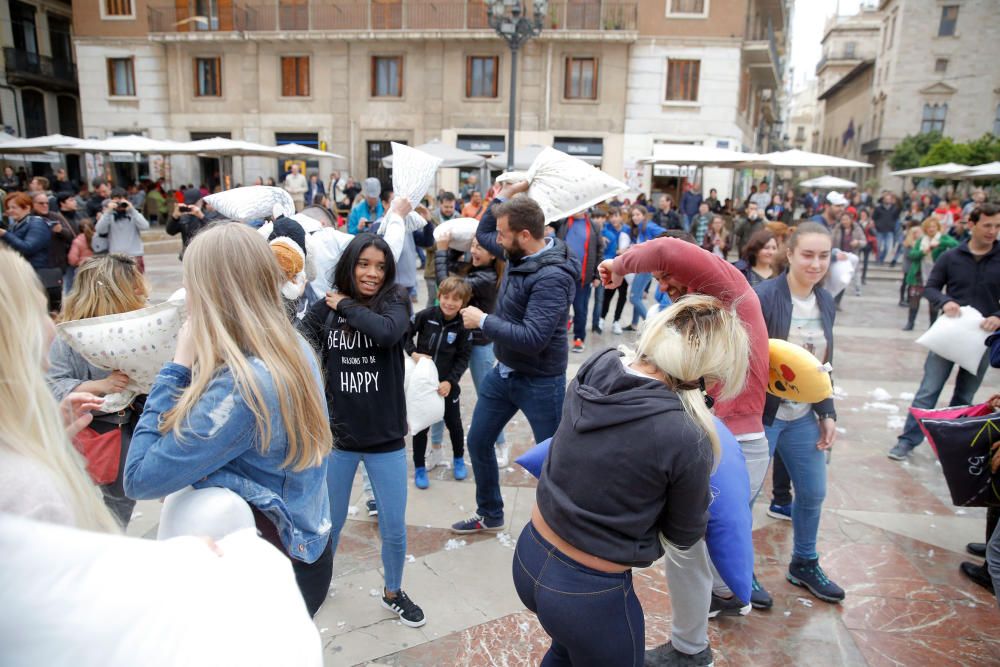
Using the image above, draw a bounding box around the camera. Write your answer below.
[178,205,191,213]
[116,201,129,211]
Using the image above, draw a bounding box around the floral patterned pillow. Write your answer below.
[57,297,187,412]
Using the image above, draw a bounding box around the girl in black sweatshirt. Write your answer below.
[299,230,425,628]
[405,276,473,489]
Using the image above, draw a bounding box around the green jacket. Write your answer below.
[905,234,958,286]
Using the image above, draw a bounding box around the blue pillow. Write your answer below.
[515,438,551,479]
[515,423,754,604]
[706,417,754,605]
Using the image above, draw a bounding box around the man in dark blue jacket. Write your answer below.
[452,181,578,534]
[890,203,1000,461]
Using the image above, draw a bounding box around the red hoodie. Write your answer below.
[612,237,768,436]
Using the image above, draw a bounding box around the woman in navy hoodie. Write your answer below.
[753,221,843,604]
[513,296,749,667]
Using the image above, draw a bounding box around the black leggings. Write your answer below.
[602,282,629,322]
[413,386,464,467]
[772,450,792,506]
[253,507,333,617]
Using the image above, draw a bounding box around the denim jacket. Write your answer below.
[125,337,331,563]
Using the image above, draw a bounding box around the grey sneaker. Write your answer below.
[645,642,714,667]
[887,442,913,461]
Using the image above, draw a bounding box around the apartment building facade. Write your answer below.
[73,0,788,196]
[863,0,1000,186]
[1,0,82,178]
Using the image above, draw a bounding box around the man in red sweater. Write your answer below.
[599,235,769,667]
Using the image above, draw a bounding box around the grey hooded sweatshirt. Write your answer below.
[535,348,713,568]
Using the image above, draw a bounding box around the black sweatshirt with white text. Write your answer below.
[299,292,411,453]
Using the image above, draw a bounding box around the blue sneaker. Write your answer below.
[450,513,504,534]
[887,442,913,461]
[414,467,429,490]
[453,457,468,481]
[787,557,845,603]
[767,502,792,521]
[750,573,773,610]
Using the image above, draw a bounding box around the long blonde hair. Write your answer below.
[623,294,749,466]
[0,248,120,532]
[160,224,331,471]
[60,254,149,322]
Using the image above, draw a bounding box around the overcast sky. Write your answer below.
[789,0,866,90]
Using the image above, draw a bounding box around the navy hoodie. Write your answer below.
[535,349,713,567]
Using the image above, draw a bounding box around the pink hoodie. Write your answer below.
[612,237,768,436]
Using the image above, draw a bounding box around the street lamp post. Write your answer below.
[487,0,547,172]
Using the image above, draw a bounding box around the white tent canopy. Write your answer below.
[960,162,1000,179]
[0,134,80,153]
[381,139,486,169]
[638,143,754,166]
[738,149,872,169]
[799,175,858,189]
[889,162,968,178]
[487,144,601,170]
[0,132,61,163]
[273,143,346,161]
[55,135,188,155]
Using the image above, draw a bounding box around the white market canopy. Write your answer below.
[0,133,80,153]
[959,162,1000,179]
[889,162,969,178]
[382,139,486,169]
[638,144,754,166]
[799,175,858,189]
[0,131,61,163]
[738,149,872,169]
[54,134,188,155]
[487,144,601,170]
[273,143,346,161]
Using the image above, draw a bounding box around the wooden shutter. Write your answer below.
[298,57,310,96]
[218,0,233,31]
[281,57,296,97]
[175,0,189,32]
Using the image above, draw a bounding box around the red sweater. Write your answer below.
[612,237,768,436]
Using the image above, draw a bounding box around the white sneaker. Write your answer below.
[612,322,623,335]
[597,321,605,333]
[495,443,511,468]
[425,445,449,470]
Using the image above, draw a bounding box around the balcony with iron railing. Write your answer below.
[148,1,637,36]
[743,18,782,88]
[3,47,77,92]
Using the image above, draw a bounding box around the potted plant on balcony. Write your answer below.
[548,3,558,28]
[603,6,625,30]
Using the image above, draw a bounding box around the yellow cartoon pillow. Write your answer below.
[767,339,833,403]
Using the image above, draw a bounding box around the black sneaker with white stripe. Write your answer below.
[381,589,426,627]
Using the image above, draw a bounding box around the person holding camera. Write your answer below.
[95,187,149,272]
[166,199,207,261]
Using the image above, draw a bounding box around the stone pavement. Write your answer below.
[134,252,1000,666]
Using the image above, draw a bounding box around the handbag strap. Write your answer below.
[91,409,132,426]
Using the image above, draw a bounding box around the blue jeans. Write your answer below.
[629,273,651,326]
[765,414,825,561]
[468,343,505,446]
[897,350,990,451]
[513,521,643,667]
[591,284,605,329]
[876,230,895,263]
[327,448,407,592]
[467,366,565,521]
[572,281,592,342]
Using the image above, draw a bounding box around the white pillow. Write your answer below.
[916,306,989,373]
[823,252,858,296]
[205,186,295,221]
[390,142,442,206]
[498,147,628,223]
[404,356,444,435]
[306,227,355,296]
[157,486,256,541]
[56,295,187,412]
[0,515,322,667]
[433,217,480,252]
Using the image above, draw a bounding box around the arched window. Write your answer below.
[21,89,46,138]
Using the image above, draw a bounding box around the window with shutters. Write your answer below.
[280,56,310,97]
[107,57,135,97]
[466,56,498,98]
[921,103,947,134]
[564,57,598,100]
[102,0,134,18]
[665,59,700,102]
[194,57,221,97]
[938,5,958,37]
[372,56,403,97]
[666,0,707,17]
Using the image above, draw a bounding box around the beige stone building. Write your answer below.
[863,0,1000,187]
[817,59,874,186]
[72,0,789,196]
[787,78,819,152]
[0,0,82,180]
[814,7,880,100]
